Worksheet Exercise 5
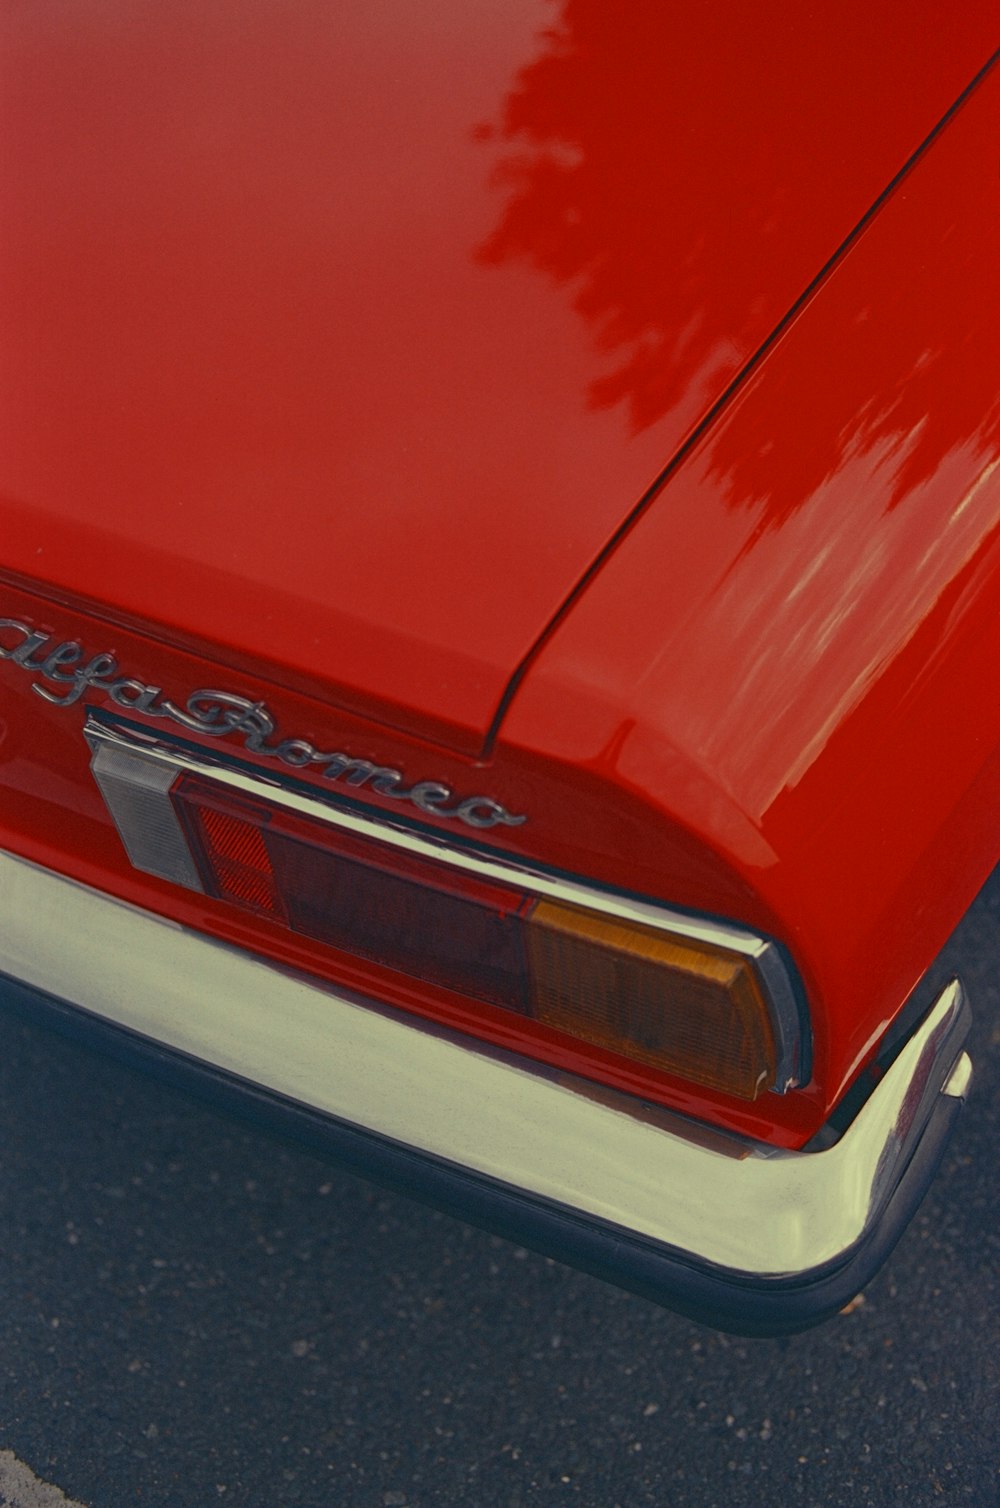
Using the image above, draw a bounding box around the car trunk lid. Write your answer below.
[2,0,996,753]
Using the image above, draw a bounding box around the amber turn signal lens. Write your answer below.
[525,900,777,1101]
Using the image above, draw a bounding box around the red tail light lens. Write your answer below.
[196,800,285,917]
[175,774,534,1015]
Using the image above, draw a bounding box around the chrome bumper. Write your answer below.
[0,849,972,1333]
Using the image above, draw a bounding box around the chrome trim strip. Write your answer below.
[0,850,968,1279]
[83,714,807,1091]
[941,1051,972,1099]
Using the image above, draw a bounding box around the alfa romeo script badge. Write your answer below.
[0,618,527,830]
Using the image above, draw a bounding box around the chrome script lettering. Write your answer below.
[0,618,527,829]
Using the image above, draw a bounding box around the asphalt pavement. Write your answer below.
[2,873,998,1508]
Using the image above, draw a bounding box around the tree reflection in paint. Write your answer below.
[475,0,1000,531]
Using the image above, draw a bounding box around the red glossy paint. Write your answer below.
[1,1,996,753]
[2,6,999,1148]
[501,59,1000,1111]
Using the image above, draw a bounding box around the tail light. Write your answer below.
[178,773,533,1016]
[87,717,805,1102]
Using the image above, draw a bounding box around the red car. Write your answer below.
[2,2,997,1333]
